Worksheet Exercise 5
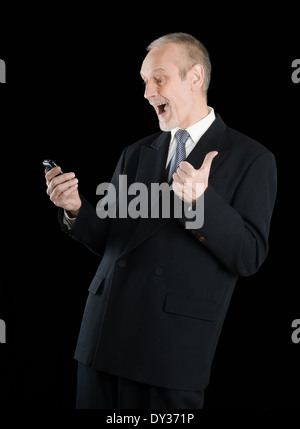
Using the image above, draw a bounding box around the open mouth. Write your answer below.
[155,102,169,115]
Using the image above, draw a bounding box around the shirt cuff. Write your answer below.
[63,210,76,230]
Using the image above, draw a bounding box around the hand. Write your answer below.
[45,166,82,217]
[172,151,218,205]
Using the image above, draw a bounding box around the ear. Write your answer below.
[190,64,205,91]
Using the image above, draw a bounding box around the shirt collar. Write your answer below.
[170,107,216,143]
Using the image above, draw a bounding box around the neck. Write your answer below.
[196,102,210,122]
[181,101,210,129]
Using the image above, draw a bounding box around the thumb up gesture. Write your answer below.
[172,151,218,205]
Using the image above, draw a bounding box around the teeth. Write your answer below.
[150,102,167,106]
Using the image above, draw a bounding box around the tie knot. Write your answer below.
[175,129,189,146]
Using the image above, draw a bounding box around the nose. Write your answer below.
[144,80,157,100]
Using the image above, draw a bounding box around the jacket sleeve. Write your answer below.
[178,151,277,277]
[58,147,127,257]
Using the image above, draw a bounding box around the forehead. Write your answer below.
[140,43,183,77]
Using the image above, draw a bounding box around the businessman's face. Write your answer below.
[141,43,196,131]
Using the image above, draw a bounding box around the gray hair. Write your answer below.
[147,32,211,95]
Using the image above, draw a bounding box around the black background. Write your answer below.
[0,6,299,411]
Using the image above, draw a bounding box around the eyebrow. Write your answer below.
[151,67,166,73]
[140,67,167,78]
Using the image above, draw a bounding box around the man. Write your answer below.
[45,33,277,409]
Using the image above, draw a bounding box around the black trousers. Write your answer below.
[76,363,204,409]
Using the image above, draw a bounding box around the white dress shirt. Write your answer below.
[166,107,216,167]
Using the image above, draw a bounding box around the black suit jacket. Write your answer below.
[59,114,277,390]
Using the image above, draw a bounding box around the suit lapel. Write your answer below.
[119,132,170,257]
[120,114,228,257]
[185,113,228,173]
[134,132,170,186]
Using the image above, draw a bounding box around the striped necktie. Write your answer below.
[168,129,190,182]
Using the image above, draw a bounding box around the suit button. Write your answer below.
[117,259,126,268]
[153,266,163,277]
[198,235,206,242]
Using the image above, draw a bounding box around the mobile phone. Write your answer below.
[43,159,63,174]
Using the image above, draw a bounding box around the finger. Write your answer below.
[53,183,79,206]
[176,163,198,183]
[175,167,187,183]
[201,151,218,172]
[172,180,184,198]
[45,167,61,187]
[47,172,75,190]
[47,173,76,196]
[45,166,61,182]
[178,161,195,175]
[172,171,181,183]
[50,178,78,200]
[62,183,79,198]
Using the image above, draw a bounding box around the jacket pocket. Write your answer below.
[88,274,105,295]
[164,292,217,322]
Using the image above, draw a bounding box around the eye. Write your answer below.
[156,77,164,84]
